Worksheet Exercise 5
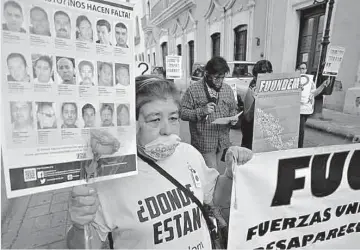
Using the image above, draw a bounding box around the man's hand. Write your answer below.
[224,146,253,179]
[203,102,216,115]
[322,79,330,88]
[69,185,99,228]
[229,118,239,126]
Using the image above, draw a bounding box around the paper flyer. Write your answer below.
[323,46,345,77]
[1,0,137,198]
[165,55,182,79]
[252,73,301,153]
[212,111,243,125]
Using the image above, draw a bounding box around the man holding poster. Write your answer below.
[181,57,239,171]
[297,63,330,148]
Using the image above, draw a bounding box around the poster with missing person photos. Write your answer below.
[1,0,137,198]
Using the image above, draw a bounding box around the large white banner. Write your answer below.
[228,144,360,249]
[1,0,137,198]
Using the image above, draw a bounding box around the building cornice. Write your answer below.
[158,28,169,38]
[151,0,196,27]
[204,0,237,19]
[182,10,196,30]
[170,19,183,36]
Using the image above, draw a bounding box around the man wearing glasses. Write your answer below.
[36,102,57,129]
[180,56,238,172]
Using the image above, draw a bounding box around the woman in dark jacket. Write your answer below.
[241,60,273,149]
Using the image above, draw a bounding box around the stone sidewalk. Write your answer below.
[1,188,72,249]
[306,108,360,142]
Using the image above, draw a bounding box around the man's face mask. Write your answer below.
[205,72,225,92]
[142,134,181,161]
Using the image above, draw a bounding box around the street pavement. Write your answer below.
[1,121,354,249]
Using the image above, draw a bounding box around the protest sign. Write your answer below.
[323,46,345,76]
[252,73,301,153]
[165,55,182,79]
[228,144,360,249]
[300,74,316,114]
[1,0,137,198]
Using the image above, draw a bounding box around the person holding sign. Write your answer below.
[297,63,330,148]
[181,57,239,171]
[241,60,273,150]
[67,75,253,249]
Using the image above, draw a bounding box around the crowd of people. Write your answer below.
[66,56,333,249]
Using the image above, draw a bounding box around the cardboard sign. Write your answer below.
[323,46,345,76]
[166,55,182,79]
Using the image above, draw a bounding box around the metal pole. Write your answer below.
[313,0,335,118]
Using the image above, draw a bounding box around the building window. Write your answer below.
[234,25,247,61]
[211,32,220,57]
[142,53,145,62]
[177,44,182,56]
[297,5,326,74]
[161,42,168,69]
[148,54,150,63]
[188,40,194,73]
[153,52,156,66]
